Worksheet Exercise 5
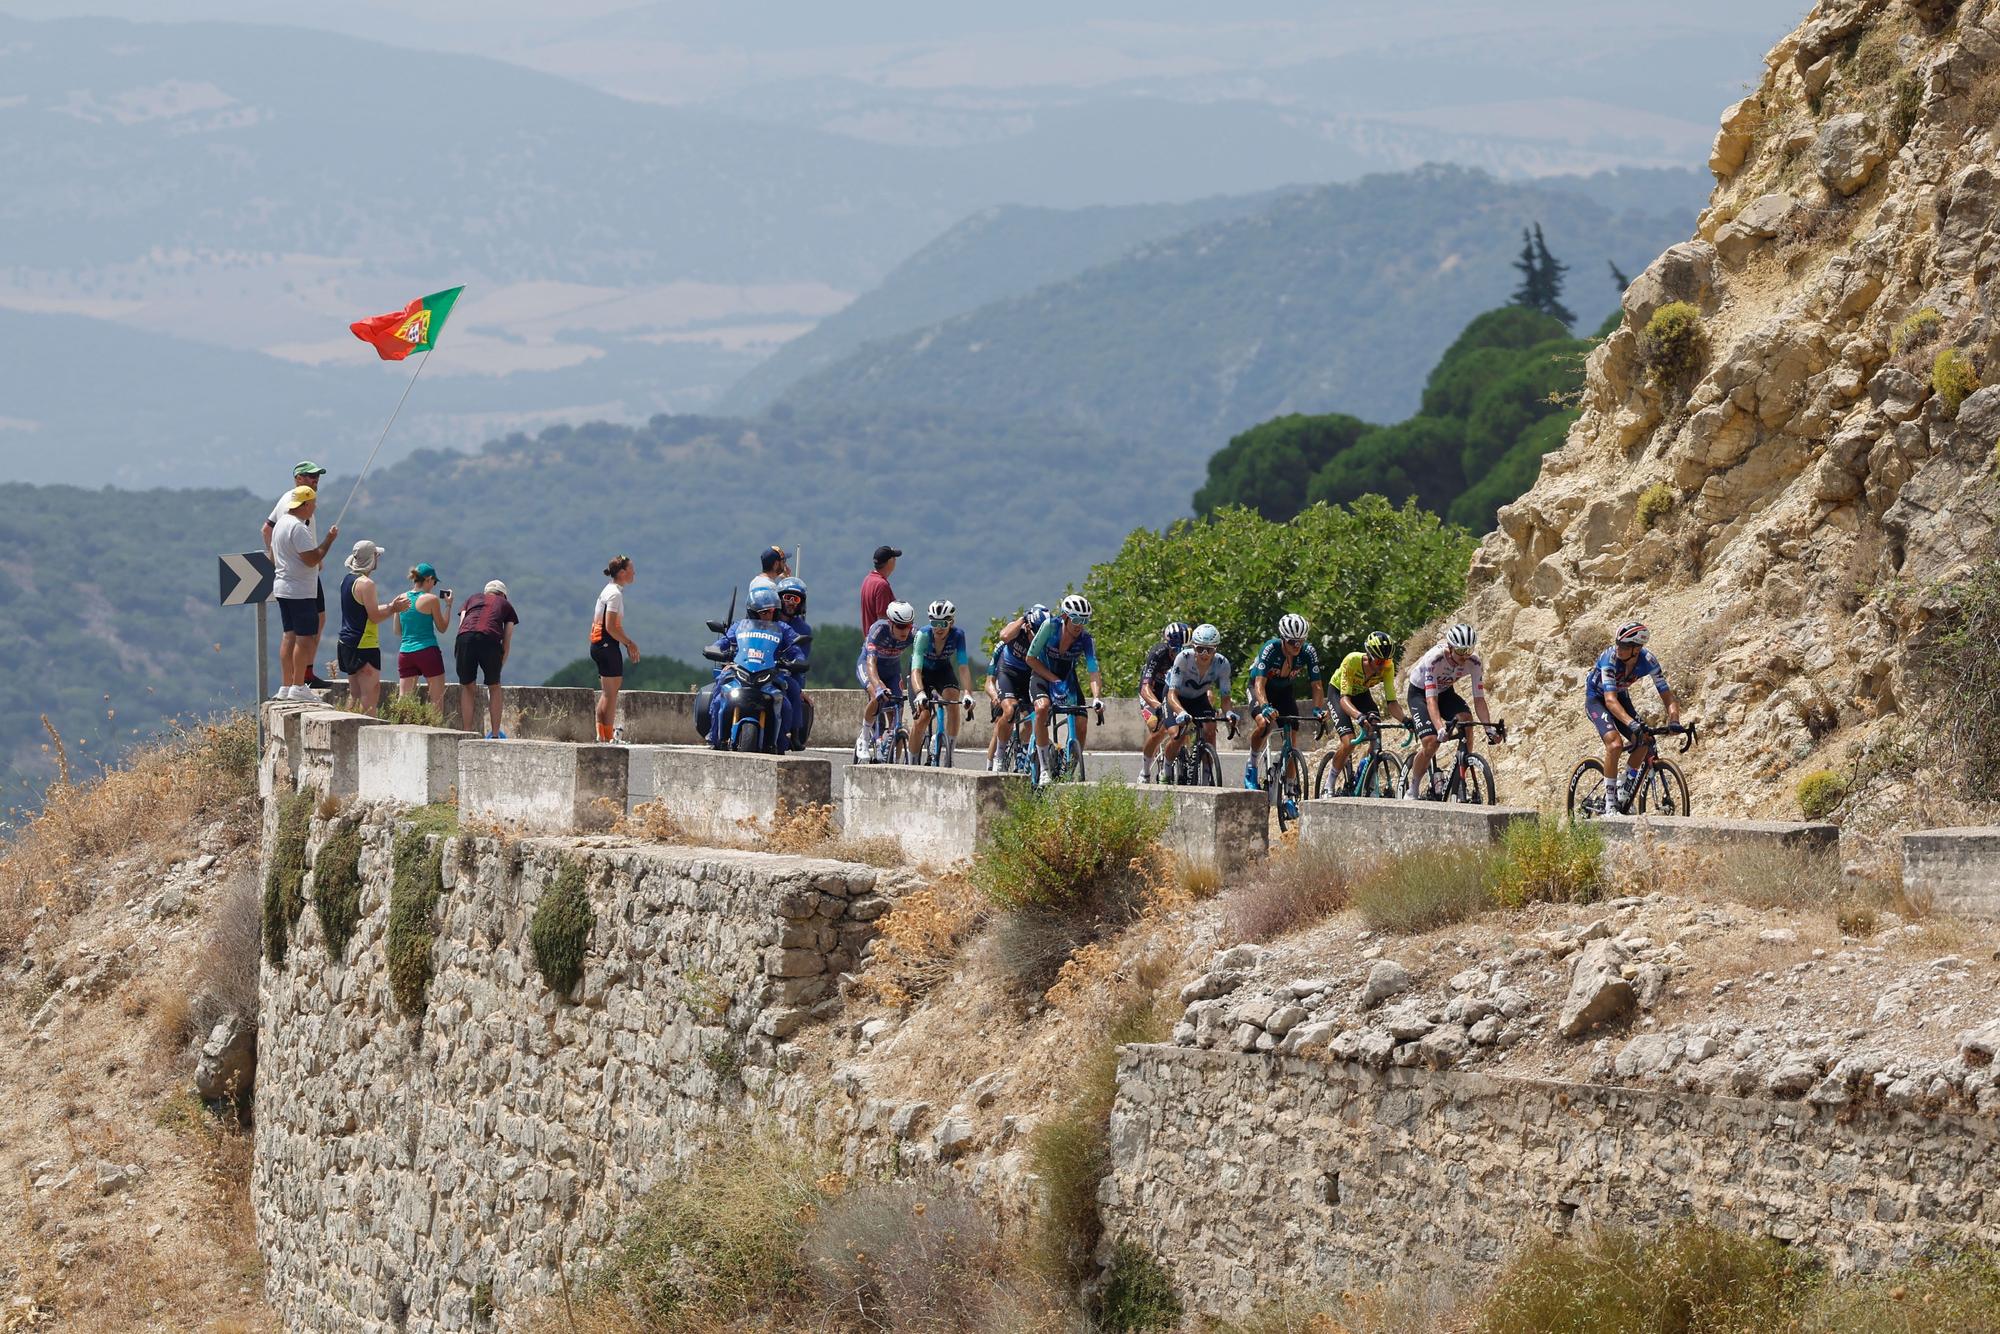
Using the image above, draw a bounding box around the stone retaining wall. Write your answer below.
[1102,1044,2000,1316]
[1903,826,2000,920]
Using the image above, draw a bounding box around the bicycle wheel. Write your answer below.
[1567,759,1608,820]
[891,731,913,765]
[1638,759,1690,816]
[1462,754,1497,805]
[1197,745,1219,788]
[1312,748,1347,799]
[1358,752,1401,799]
[1068,740,1086,783]
[1272,749,1305,831]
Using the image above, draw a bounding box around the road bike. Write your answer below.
[855,691,912,765]
[1254,713,1324,832]
[993,696,1038,777]
[1404,717,1505,804]
[1313,715,1411,799]
[1567,720,1698,819]
[1032,698,1103,787]
[1159,709,1238,787]
[915,691,975,768]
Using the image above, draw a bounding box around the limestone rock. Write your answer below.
[1557,940,1635,1039]
[1958,1020,2000,1067]
[194,1015,256,1103]
[1622,242,1716,329]
[1815,113,1884,196]
[1358,960,1411,1009]
[1709,96,1763,178]
[1715,193,1796,264]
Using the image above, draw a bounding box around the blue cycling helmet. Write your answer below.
[1163,621,1192,649]
[747,586,781,614]
[776,576,807,609]
[1027,604,1051,629]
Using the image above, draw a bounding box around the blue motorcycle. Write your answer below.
[697,602,804,754]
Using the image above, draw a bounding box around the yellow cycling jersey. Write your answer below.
[1331,651,1393,698]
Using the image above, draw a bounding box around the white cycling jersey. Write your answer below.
[1408,643,1485,698]
[1165,647,1232,698]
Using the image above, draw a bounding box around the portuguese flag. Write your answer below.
[349,286,463,361]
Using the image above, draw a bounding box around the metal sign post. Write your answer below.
[219,551,276,752]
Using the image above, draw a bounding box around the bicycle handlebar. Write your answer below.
[1440,717,1507,741]
[1271,714,1328,742]
[1638,719,1698,752]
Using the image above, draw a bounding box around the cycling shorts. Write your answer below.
[917,665,960,698]
[1585,690,1641,741]
[1406,684,1470,740]
[995,663,1034,702]
[1259,679,1298,720]
[1031,671,1080,704]
[590,640,623,679]
[856,657,903,693]
[1330,691,1380,737]
[1170,689,1216,722]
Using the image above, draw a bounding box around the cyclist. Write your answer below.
[1244,613,1327,790]
[985,603,1048,772]
[1587,619,1679,812]
[1160,623,1236,779]
[705,585,802,750]
[775,576,813,750]
[910,599,975,766]
[855,600,916,761]
[1139,621,1192,782]
[1326,629,1410,792]
[1405,623,1503,799]
[1027,593,1105,785]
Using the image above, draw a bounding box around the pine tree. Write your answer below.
[1510,228,1541,311]
[1609,259,1631,291]
[1531,224,1575,328]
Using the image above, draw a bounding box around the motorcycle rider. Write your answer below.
[776,576,814,750]
[705,585,802,751]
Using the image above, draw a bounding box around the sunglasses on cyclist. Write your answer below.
[1193,645,1216,655]
[1281,638,1303,648]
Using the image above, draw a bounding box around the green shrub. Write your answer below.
[1919,560,2000,789]
[1795,770,1847,821]
[1891,307,1942,356]
[1933,347,1979,416]
[1638,302,1706,389]
[402,802,458,838]
[973,781,1167,914]
[1891,72,1924,144]
[1350,848,1495,933]
[1098,1241,1183,1332]
[528,860,592,997]
[1477,1223,1807,1334]
[379,693,445,727]
[312,820,365,960]
[1632,482,1676,533]
[1494,818,1604,909]
[262,789,314,966]
[385,829,445,1015]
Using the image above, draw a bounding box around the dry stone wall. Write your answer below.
[252,812,896,1332]
[1103,1044,2000,1316]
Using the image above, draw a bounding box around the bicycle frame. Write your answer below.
[1163,709,1235,784]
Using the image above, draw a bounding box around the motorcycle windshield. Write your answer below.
[734,635,781,672]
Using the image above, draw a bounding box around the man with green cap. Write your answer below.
[262,461,330,685]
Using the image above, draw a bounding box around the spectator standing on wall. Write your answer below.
[455,579,519,738]
[749,545,790,598]
[269,486,338,700]
[261,460,331,687]
[592,555,640,743]
[335,539,400,714]
[860,545,900,630]
[396,562,452,708]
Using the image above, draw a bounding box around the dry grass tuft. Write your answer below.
[618,800,689,844]
[1350,848,1496,934]
[1220,843,1351,944]
[187,868,262,1043]
[857,871,989,1007]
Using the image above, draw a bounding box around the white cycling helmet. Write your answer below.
[1614,619,1650,646]
[928,598,956,623]
[1277,613,1308,642]
[1444,623,1477,652]
[1060,593,1092,621]
[886,601,915,626]
[1191,623,1221,647]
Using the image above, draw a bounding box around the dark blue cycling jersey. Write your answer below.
[995,615,1042,672]
[1028,616,1100,677]
[1248,637,1322,683]
[1587,646,1670,699]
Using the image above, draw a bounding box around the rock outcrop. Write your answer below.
[1461,0,2000,829]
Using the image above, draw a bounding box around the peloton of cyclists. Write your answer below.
[909,599,975,765]
[1586,619,1679,813]
[1404,623,1504,799]
[1244,613,1328,791]
[986,603,1049,772]
[1326,629,1410,792]
[1157,623,1237,782]
[1138,621,1192,782]
[1027,594,1106,786]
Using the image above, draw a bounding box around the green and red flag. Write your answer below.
[349,286,463,361]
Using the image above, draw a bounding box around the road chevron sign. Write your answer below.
[218,551,275,607]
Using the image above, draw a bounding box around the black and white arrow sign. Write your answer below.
[217,551,275,607]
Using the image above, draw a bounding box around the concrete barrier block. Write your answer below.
[441,685,599,741]
[618,692,707,746]
[258,700,321,795]
[1140,787,1269,875]
[1902,827,2000,920]
[357,726,464,807]
[844,765,1027,863]
[296,709,387,799]
[626,746,834,841]
[459,740,629,834]
[1596,813,1840,876]
[1297,798,1538,872]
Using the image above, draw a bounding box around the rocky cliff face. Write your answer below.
[1465,0,2000,831]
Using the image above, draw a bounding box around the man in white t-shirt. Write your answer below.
[261,460,330,685]
[748,544,790,599]
[269,486,339,700]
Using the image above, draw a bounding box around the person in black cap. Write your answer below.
[751,544,790,598]
[861,544,900,630]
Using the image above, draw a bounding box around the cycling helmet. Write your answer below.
[1364,630,1393,659]
[1191,623,1221,647]
[1277,613,1308,642]
[1026,606,1051,631]
[776,576,807,609]
[1060,594,1092,621]
[1615,619,1651,647]
[1030,602,1049,618]
[928,598,956,624]
[1163,621,1192,649]
[1444,623,1477,652]
[746,586,781,615]
[886,601,915,627]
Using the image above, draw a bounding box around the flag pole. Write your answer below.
[332,347,432,533]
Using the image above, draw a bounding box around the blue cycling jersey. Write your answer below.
[995,615,1042,672]
[710,617,800,673]
[857,618,912,681]
[1248,637,1321,682]
[913,624,968,673]
[1028,616,1099,677]
[1587,645,1670,699]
